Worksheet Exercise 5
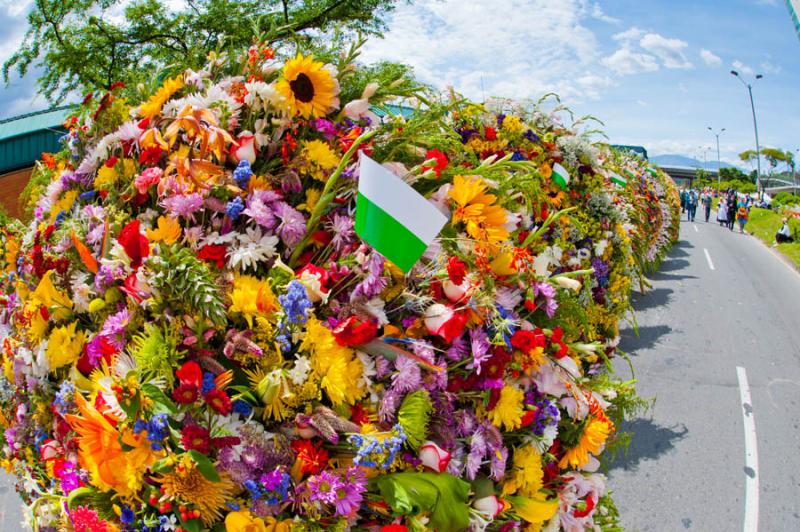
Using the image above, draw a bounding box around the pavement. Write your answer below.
[609,215,800,531]
[2,214,800,531]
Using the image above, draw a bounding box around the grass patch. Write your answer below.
[747,208,800,267]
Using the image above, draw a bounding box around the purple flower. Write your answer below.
[534,281,558,318]
[244,193,277,228]
[333,467,367,516]
[489,446,508,481]
[446,334,468,361]
[162,192,204,221]
[307,470,341,505]
[391,356,421,394]
[273,202,306,248]
[350,253,387,301]
[467,328,491,374]
[329,213,355,253]
[314,119,337,140]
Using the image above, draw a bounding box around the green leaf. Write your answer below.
[150,458,174,474]
[374,472,471,532]
[66,487,93,509]
[142,382,177,414]
[188,450,220,482]
[119,391,141,419]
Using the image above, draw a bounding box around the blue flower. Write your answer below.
[120,505,135,524]
[226,197,245,220]
[79,191,97,202]
[279,280,312,325]
[233,399,253,417]
[233,160,253,189]
[202,372,215,395]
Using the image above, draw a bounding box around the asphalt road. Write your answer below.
[2,216,800,531]
[609,216,800,531]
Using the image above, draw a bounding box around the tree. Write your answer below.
[739,147,792,189]
[4,0,403,103]
[719,166,751,183]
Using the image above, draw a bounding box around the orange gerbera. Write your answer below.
[449,175,510,246]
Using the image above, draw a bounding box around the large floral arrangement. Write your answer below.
[0,40,677,532]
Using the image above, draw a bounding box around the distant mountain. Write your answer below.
[650,154,739,170]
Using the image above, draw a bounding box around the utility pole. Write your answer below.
[731,71,764,198]
[708,127,725,192]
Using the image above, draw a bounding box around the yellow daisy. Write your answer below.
[140,75,184,120]
[558,415,614,469]
[276,54,340,119]
[146,216,182,244]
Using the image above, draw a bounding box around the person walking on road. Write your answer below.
[686,189,698,222]
[680,188,687,213]
[726,193,737,231]
[716,195,728,226]
[736,203,749,234]
[701,190,712,222]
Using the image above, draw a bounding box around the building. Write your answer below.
[0,107,72,218]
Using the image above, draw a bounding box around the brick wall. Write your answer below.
[0,167,32,219]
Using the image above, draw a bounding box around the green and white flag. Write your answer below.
[355,152,448,273]
[609,172,627,187]
[552,163,570,190]
[623,168,636,180]
[646,167,658,177]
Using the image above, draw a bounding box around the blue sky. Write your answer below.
[0,0,797,168]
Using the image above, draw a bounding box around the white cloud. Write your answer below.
[760,60,781,75]
[588,2,619,24]
[601,47,659,75]
[636,99,647,107]
[612,26,645,42]
[700,49,722,67]
[361,0,605,103]
[640,33,693,69]
[732,60,755,76]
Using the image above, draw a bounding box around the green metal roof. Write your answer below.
[371,103,416,119]
[0,106,74,142]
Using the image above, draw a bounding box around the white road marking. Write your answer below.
[703,248,715,270]
[736,366,759,532]
[693,224,699,232]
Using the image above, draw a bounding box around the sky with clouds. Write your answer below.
[0,0,797,168]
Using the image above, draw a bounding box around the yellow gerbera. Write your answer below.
[140,75,184,119]
[276,54,340,119]
[558,415,614,469]
[300,317,365,405]
[155,459,237,526]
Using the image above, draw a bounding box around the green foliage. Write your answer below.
[4,0,404,103]
[148,243,227,327]
[772,192,800,208]
[374,472,472,532]
[129,324,181,387]
[747,207,800,268]
[397,390,433,451]
[719,166,751,183]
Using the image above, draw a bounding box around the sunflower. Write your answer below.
[276,54,340,119]
[155,459,238,526]
[140,75,184,119]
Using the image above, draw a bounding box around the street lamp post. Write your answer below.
[730,70,763,197]
[708,127,725,192]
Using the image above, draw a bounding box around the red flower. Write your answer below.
[381,526,408,532]
[117,220,149,269]
[350,403,370,426]
[291,439,330,476]
[181,424,211,454]
[176,360,202,387]
[139,146,163,166]
[109,81,126,91]
[484,127,497,141]
[549,327,568,358]
[105,156,119,168]
[332,316,378,347]
[423,149,448,177]
[446,257,466,285]
[438,310,468,343]
[204,389,232,415]
[510,329,546,354]
[198,244,227,269]
[172,383,199,405]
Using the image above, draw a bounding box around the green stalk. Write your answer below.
[288,129,379,267]
[521,206,578,248]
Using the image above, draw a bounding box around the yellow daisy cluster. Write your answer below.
[299,140,340,182]
[45,322,86,371]
[229,274,278,327]
[139,76,184,120]
[488,384,525,431]
[300,317,365,405]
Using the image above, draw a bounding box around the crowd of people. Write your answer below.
[679,186,794,243]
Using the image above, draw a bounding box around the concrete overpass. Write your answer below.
[659,165,718,187]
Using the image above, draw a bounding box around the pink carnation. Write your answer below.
[134,167,163,194]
